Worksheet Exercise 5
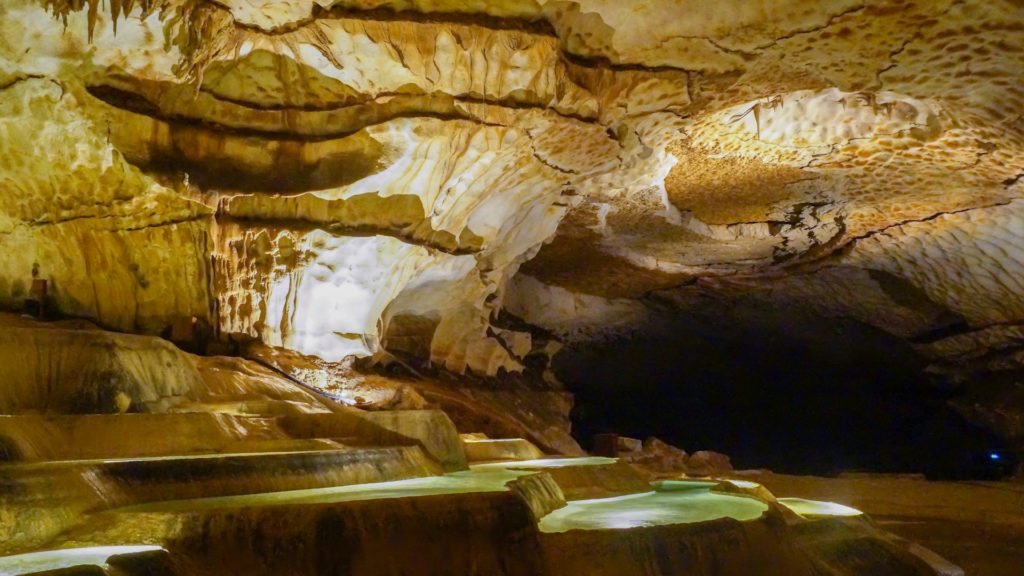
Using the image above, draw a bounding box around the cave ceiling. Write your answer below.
[0,0,1022,379]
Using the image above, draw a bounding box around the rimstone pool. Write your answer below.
[122,457,621,513]
[122,458,781,529]
[0,457,870,574]
[0,545,167,575]
[111,458,793,527]
[537,484,768,533]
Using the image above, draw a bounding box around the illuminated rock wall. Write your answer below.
[0,0,1021,385]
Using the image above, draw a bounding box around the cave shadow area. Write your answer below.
[555,305,1012,480]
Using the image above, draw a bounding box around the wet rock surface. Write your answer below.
[0,312,965,575]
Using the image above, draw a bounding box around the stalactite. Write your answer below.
[44,0,166,39]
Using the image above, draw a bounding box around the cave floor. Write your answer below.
[748,472,1024,576]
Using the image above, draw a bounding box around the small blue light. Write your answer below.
[989,452,1001,461]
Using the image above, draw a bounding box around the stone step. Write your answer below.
[0,409,469,468]
[0,413,285,462]
[473,458,652,500]
[461,437,546,462]
[0,446,442,556]
[279,409,467,471]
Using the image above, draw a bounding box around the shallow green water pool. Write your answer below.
[0,545,163,575]
[538,487,769,533]
[127,457,616,512]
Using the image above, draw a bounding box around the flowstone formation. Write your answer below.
[0,313,968,575]
[0,0,1022,574]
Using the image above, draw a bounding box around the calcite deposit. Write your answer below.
[0,0,1020,376]
[1,0,1023,574]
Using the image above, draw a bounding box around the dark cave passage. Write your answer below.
[555,306,1012,480]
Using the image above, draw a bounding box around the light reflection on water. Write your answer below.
[121,457,791,533]
[126,457,617,513]
[0,545,163,575]
[777,497,863,517]
[2,455,865,572]
[538,488,769,533]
